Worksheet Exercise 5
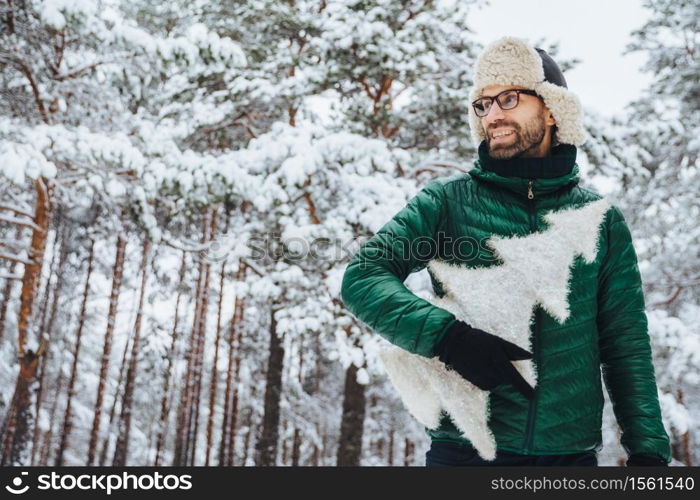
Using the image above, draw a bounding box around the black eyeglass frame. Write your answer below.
[471,89,541,117]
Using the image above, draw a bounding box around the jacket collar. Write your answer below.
[468,140,581,199]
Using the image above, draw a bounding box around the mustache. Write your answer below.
[487,122,521,132]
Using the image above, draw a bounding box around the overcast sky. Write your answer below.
[467,0,654,118]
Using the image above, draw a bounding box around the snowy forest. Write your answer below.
[0,0,697,467]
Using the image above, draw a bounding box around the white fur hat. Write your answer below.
[468,36,586,147]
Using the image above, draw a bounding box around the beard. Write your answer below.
[486,113,547,159]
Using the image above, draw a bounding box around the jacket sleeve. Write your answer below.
[596,206,672,463]
[340,179,457,358]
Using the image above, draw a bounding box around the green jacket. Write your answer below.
[340,156,671,462]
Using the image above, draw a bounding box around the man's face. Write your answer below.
[478,84,556,159]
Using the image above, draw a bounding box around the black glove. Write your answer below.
[434,320,535,400]
[626,454,669,466]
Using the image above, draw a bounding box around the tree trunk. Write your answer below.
[0,177,52,465]
[219,261,247,466]
[55,239,95,465]
[677,389,692,466]
[173,248,204,465]
[403,438,413,466]
[312,443,319,465]
[282,422,289,464]
[112,238,152,466]
[16,178,51,355]
[31,221,68,464]
[0,225,24,343]
[226,372,242,465]
[154,251,187,466]
[97,324,133,466]
[205,211,227,465]
[187,277,208,466]
[1,348,44,465]
[87,232,127,465]
[37,363,66,466]
[0,265,17,343]
[188,209,217,465]
[174,209,211,465]
[292,427,301,466]
[254,306,284,466]
[336,362,366,466]
[242,411,253,466]
[0,264,17,343]
[387,428,394,465]
[290,334,304,466]
[311,336,322,466]
[33,213,60,345]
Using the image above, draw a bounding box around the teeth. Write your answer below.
[493,131,513,138]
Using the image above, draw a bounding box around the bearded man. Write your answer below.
[340,37,671,467]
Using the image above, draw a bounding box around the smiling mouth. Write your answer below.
[491,130,515,139]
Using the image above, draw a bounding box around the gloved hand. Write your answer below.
[626,454,669,466]
[434,320,535,400]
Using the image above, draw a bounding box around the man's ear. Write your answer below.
[546,111,556,127]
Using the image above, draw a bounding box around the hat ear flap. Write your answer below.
[535,81,586,146]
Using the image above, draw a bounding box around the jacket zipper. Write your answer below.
[523,179,539,452]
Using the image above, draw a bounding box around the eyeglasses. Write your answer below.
[471,89,541,117]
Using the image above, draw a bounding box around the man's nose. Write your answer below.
[483,101,505,123]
